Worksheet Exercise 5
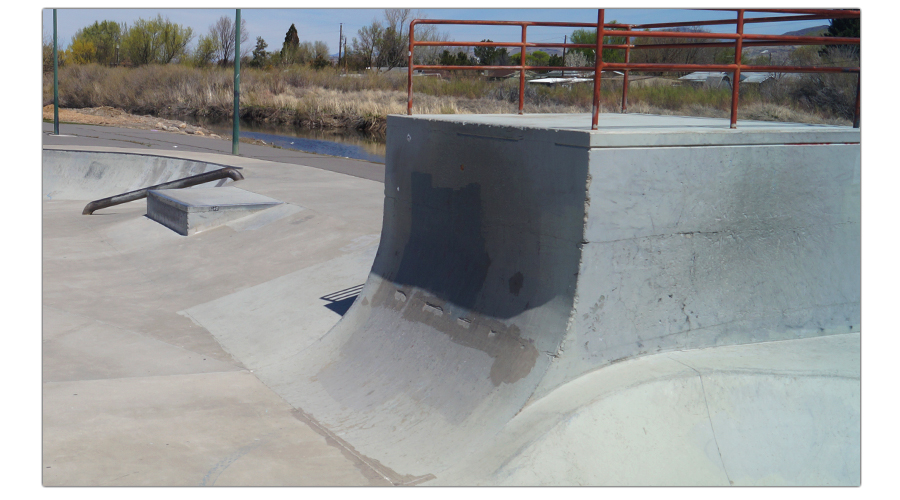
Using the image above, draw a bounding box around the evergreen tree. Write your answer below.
[822,16,860,58]
[252,36,268,66]
[473,40,498,65]
[281,23,300,63]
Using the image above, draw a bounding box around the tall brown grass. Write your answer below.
[43,63,855,134]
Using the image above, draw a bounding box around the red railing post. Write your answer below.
[408,22,415,115]
[519,25,527,114]
[730,10,745,129]
[591,9,605,129]
[622,31,631,113]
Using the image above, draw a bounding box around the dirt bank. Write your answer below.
[41,105,281,146]
[43,105,223,136]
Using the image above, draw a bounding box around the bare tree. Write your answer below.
[349,9,449,70]
[313,40,329,60]
[210,15,249,67]
[352,20,382,69]
[413,23,450,65]
[376,9,412,70]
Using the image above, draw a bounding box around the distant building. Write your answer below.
[678,71,781,88]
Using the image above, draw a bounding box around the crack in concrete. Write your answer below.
[669,357,733,486]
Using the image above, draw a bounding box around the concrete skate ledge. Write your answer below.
[148,187,283,236]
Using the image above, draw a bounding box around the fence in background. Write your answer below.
[407,9,861,129]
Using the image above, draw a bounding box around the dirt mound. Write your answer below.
[42,105,222,139]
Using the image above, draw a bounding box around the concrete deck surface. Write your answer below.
[42,146,389,486]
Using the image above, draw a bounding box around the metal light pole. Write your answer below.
[232,9,241,156]
[53,9,59,135]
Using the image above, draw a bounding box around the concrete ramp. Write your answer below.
[220,114,860,482]
[42,149,237,201]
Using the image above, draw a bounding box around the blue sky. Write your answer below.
[41,7,833,57]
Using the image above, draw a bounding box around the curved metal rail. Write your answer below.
[82,167,245,215]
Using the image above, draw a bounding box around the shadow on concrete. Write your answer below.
[376,172,583,320]
[321,284,365,316]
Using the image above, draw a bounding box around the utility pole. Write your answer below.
[338,23,343,69]
[232,9,241,156]
[562,34,567,78]
[53,8,59,135]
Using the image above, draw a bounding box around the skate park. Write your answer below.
[41,9,862,487]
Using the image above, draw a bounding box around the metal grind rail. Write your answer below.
[82,167,245,215]
[407,9,860,129]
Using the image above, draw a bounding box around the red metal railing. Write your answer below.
[407,9,860,129]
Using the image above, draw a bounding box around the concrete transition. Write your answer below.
[240,113,860,485]
[42,149,238,201]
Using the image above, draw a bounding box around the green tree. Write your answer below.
[251,36,268,67]
[158,19,193,63]
[496,48,510,65]
[568,21,626,64]
[439,50,454,66]
[119,15,192,65]
[473,40,498,65]
[822,16,860,58]
[191,33,219,67]
[71,20,124,65]
[120,16,163,65]
[67,38,96,64]
[527,50,550,67]
[43,33,54,72]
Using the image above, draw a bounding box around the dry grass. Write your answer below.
[43,63,855,134]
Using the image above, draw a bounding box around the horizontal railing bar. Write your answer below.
[704,8,859,16]
[412,41,623,49]
[634,13,853,30]
[414,37,858,51]
[412,64,858,74]
[411,19,605,28]
[631,40,854,50]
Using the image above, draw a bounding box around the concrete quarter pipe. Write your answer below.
[213,113,860,485]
